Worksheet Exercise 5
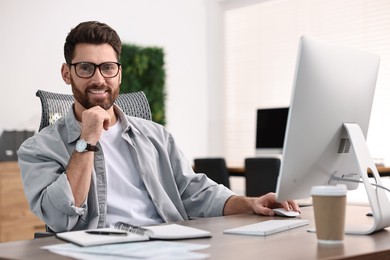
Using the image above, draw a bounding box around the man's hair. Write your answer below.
[64,21,122,64]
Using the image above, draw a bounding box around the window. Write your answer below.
[222,0,390,166]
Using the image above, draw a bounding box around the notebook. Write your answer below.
[223,219,310,236]
[56,223,211,247]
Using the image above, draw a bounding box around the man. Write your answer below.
[18,21,299,232]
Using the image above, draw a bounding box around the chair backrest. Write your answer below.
[245,157,280,197]
[36,90,152,131]
[194,158,230,188]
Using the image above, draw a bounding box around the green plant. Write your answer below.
[120,44,166,125]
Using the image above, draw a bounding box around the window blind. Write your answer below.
[222,0,390,166]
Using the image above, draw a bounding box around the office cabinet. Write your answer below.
[0,162,45,242]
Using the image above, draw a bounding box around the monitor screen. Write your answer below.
[276,36,380,202]
[255,107,288,156]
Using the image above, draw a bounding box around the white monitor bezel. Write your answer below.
[276,36,380,201]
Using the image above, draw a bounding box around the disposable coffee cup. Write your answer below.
[311,185,347,244]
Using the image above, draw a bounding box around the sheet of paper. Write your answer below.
[42,241,210,260]
[145,224,211,239]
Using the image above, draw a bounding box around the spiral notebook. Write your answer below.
[56,222,211,247]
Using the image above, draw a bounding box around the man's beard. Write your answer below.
[70,77,119,110]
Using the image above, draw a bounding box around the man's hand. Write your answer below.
[80,106,111,144]
[223,193,300,216]
[252,192,300,216]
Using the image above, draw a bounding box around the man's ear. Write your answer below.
[61,63,71,85]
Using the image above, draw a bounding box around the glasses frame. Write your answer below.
[68,62,121,79]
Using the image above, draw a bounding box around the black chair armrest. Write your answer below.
[34,231,55,239]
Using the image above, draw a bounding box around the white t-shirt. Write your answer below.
[99,120,163,227]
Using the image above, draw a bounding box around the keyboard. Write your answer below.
[223,219,310,236]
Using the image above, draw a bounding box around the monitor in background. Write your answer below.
[255,107,288,158]
[275,36,390,234]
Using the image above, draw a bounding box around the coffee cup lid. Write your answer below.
[310,184,347,196]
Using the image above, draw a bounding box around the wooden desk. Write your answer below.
[1,205,390,259]
[370,166,390,176]
[228,166,246,176]
[229,166,390,177]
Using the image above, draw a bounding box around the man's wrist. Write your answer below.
[75,139,99,153]
[223,195,254,215]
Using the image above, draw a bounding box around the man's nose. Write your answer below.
[90,68,106,85]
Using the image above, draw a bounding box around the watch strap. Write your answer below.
[86,143,99,152]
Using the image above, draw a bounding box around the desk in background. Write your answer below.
[228,165,390,177]
[228,166,246,176]
[1,205,390,259]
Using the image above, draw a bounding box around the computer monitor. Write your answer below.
[275,36,390,234]
[255,107,288,158]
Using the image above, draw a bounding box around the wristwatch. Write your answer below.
[75,139,99,153]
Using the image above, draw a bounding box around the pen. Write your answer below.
[86,230,128,236]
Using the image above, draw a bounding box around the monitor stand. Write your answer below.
[341,123,390,234]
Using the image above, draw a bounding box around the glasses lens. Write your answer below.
[100,62,119,78]
[75,63,95,78]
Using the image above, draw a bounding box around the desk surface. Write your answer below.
[1,205,390,260]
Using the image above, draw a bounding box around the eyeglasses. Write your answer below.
[69,62,121,78]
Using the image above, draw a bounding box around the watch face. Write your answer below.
[75,139,88,152]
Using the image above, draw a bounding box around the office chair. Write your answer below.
[245,157,280,197]
[193,158,230,188]
[36,89,152,131]
[33,89,152,238]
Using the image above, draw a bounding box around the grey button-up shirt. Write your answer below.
[18,105,234,232]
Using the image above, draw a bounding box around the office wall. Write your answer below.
[0,0,221,162]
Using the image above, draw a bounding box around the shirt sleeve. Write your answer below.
[18,134,88,232]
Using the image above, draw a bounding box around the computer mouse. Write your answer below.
[273,208,300,218]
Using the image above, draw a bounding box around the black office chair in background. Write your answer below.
[193,158,230,188]
[245,157,280,197]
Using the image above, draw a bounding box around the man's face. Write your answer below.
[62,43,122,110]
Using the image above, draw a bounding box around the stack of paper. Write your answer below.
[43,241,210,260]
